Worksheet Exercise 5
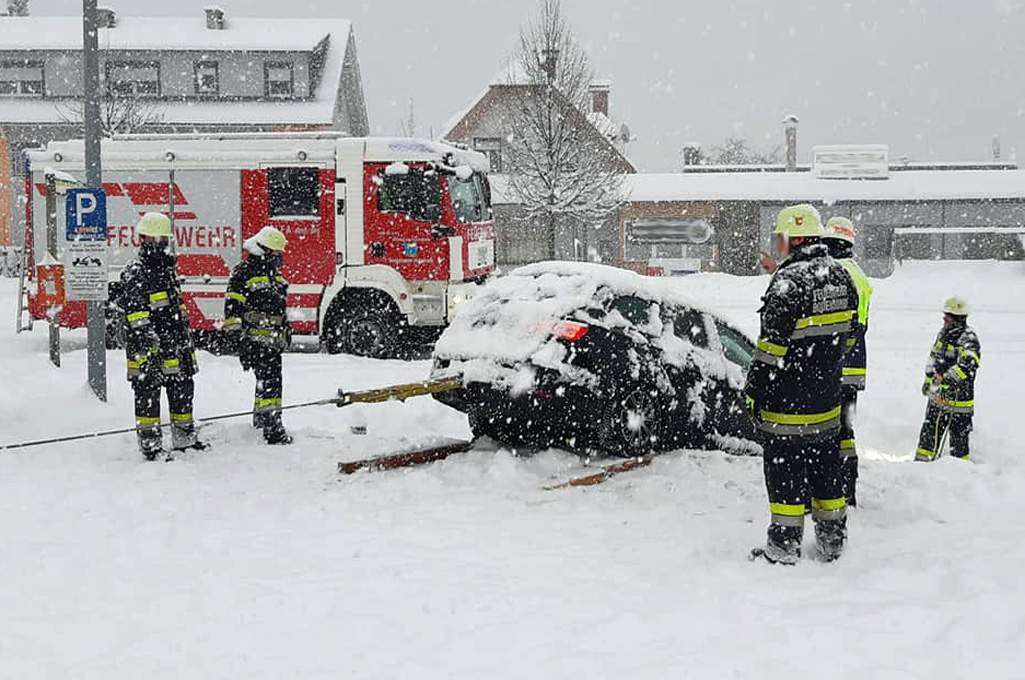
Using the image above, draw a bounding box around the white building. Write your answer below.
[0,6,369,244]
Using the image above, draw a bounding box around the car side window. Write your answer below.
[674,308,708,348]
[715,321,754,368]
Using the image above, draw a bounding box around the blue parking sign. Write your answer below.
[65,188,107,241]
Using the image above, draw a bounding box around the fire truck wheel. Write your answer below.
[323,292,402,358]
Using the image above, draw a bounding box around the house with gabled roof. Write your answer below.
[442,70,635,266]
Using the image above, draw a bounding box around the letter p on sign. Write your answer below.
[64,188,107,241]
[75,193,96,226]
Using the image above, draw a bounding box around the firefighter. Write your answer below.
[121,212,204,459]
[824,216,873,506]
[223,226,293,445]
[915,297,981,461]
[745,204,859,564]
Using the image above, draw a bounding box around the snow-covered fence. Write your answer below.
[0,246,21,277]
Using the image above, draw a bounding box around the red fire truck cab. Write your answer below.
[24,133,496,357]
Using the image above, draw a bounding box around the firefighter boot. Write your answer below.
[170,417,208,452]
[137,428,164,461]
[263,413,293,445]
[754,525,802,565]
[814,518,847,562]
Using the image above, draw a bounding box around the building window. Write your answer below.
[264,61,294,98]
[0,60,44,97]
[194,61,219,96]
[105,60,160,97]
[473,137,503,173]
[267,167,320,218]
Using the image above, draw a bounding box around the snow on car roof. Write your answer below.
[435,261,740,395]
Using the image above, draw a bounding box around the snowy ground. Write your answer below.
[1,260,1023,679]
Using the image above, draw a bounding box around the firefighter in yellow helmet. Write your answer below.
[745,204,859,564]
[223,226,293,444]
[915,297,980,461]
[120,212,205,459]
[824,216,872,506]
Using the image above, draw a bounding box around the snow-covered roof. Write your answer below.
[623,170,1025,203]
[0,15,347,51]
[0,16,353,126]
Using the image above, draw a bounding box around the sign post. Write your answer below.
[83,0,106,401]
[64,188,108,301]
[45,172,60,367]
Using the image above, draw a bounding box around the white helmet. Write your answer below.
[943,297,969,316]
[136,212,172,238]
[825,216,857,244]
[254,226,288,252]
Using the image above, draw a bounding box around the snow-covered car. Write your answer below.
[430,262,761,456]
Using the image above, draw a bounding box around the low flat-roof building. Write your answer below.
[622,165,1025,276]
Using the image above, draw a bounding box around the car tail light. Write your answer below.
[554,321,589,341]
[530,319,590,342]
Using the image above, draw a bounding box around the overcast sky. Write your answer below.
[31,0,1025,172]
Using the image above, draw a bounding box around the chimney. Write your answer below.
[782,114,799,172]
[589,80,610,117]
[96,6,116,28]
[992,135,1002,161]
[681,142,702,169]
[204,5,225,30]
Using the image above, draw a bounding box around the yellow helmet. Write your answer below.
[774,204,823,238]
[943,297,969,316]
[825,216,857,244]
[136,212,172,238]
[255,226,288,252]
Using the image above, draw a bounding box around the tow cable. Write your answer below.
[0,378,462,452]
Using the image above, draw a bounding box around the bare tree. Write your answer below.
[55,95,164,136]
[707,136,782,165]
[501,0,624,259]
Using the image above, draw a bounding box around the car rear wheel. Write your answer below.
[599,387,663,457]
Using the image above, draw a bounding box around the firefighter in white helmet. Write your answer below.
[823,216,872,506]
[120,212,205,459]
[915,297,981,461]
[223,226,293,445]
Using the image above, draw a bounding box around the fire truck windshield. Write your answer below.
[447,174,490,224]
[378,168,442,222]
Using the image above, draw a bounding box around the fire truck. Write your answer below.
[20,133,496,357]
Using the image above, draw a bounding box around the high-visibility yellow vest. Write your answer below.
[839,258,873,326]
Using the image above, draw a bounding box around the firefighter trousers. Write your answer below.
[133,375,196,453]
[916,402,972,461]
[839,388,859,505]
[763,431,846,547]
[249,347,285,439]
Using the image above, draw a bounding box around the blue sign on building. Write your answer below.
[65,188,108,241]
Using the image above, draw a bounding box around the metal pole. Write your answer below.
[45,172,60,367]
[83,0,106,401]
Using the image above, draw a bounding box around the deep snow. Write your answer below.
[0,260,1023,679]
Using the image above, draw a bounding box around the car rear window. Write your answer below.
[609,295,653,326]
